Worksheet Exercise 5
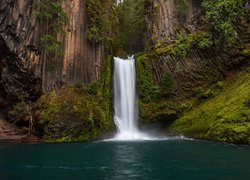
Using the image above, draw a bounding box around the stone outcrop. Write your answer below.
[145,0,247,97]
[0,0,42,112]
[43,0,103,91]
[0,0,104,111]
[146,0,202,41]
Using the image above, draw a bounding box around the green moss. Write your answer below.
[195,81,224,100]
[153,31,213,58]
[115,0,147,54]
[86,0,106,43]
[99,55,113,128]
[202,0,245,48]
[175,0,188,12]
[136,53,160,102]
[160,73,175,97]
[34,56,113,142]
[241,44,250,56]
[147,0,246,57]
[34,85,112,142]
[169,66,250,144]
[37,0,68,55]
[9,102,31,125]
[140,100,182,123]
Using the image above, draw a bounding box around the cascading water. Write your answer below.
[113,56,149,140]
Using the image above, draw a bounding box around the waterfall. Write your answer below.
[113,56,149,140]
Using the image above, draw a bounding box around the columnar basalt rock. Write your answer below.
[145,0,245,97]
[43,0,103,91]
[146,0,202,42]
[0,0,42,108]
[0,0,104,105]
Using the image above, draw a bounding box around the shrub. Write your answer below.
[202,0,245,48]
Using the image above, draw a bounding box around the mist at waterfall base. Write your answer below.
[112,56,161,141]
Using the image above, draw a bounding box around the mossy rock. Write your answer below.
[140,101,178,123]
[136,53,161,102]
[34,85,113,142]
[169,66,250,144]
[33,55,113,142]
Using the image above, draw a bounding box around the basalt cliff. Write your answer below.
[0,0,103,110]
[137,0,250,144]
[0,0,106,141]
[0,0,249,143]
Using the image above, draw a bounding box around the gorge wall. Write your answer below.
[138,0,250,144]
[43,0,103,91]
[0,0,103,112]
[0,0,42,113]
[146,0,202,40]
[144,0,248,97]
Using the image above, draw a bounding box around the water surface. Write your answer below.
[0,140,250,180]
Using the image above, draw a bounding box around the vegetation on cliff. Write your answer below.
[3,0,250,144]
[86,0,147,55]
[38,56,112,142]
[115,0,147,54]
[202,0,245,48]
[37,0,68,56]
[169,64,250,144]
[33,84,112,142]
[86,0,107,43]
[10,56,113,142]
[134,0,250,145]
[147,0,246,58]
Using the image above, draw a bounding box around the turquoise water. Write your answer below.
[0,139,250,180]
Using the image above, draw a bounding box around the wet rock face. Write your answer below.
[0,0,42,108]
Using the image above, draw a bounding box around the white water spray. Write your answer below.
[113,56,150,140]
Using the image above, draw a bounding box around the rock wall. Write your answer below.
[0,0,42,112]
[145,0,246,97]
[43,0,103,91]
[0,0,104,109]
[146,0,202,41]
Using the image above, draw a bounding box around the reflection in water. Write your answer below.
[108,143,150,179]
[1,141,250,180]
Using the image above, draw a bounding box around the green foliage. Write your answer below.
[99,55,112,115]
[34,85,113,142]
[195,81,224,100]
[139,100,181,124]
[175,0,188,11]
[136,54,160,102]
[196,88,215,100]
[33,56,113,142]
[154,31,213,57]
[86,0,121,49]
[10,102,30,124]
[160,74,174,97]
[37,0,68,61]
[115,0,147,54]
[202,0,245,48]
[175,0,188,21]
[86,0,106,43]
[244,97,250,108]
[241,44,250,56]
[37,0,68,25]
[169,66,250,144]
[85,82,99,95]
[41,35,63,55]
[146,0,245,57]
